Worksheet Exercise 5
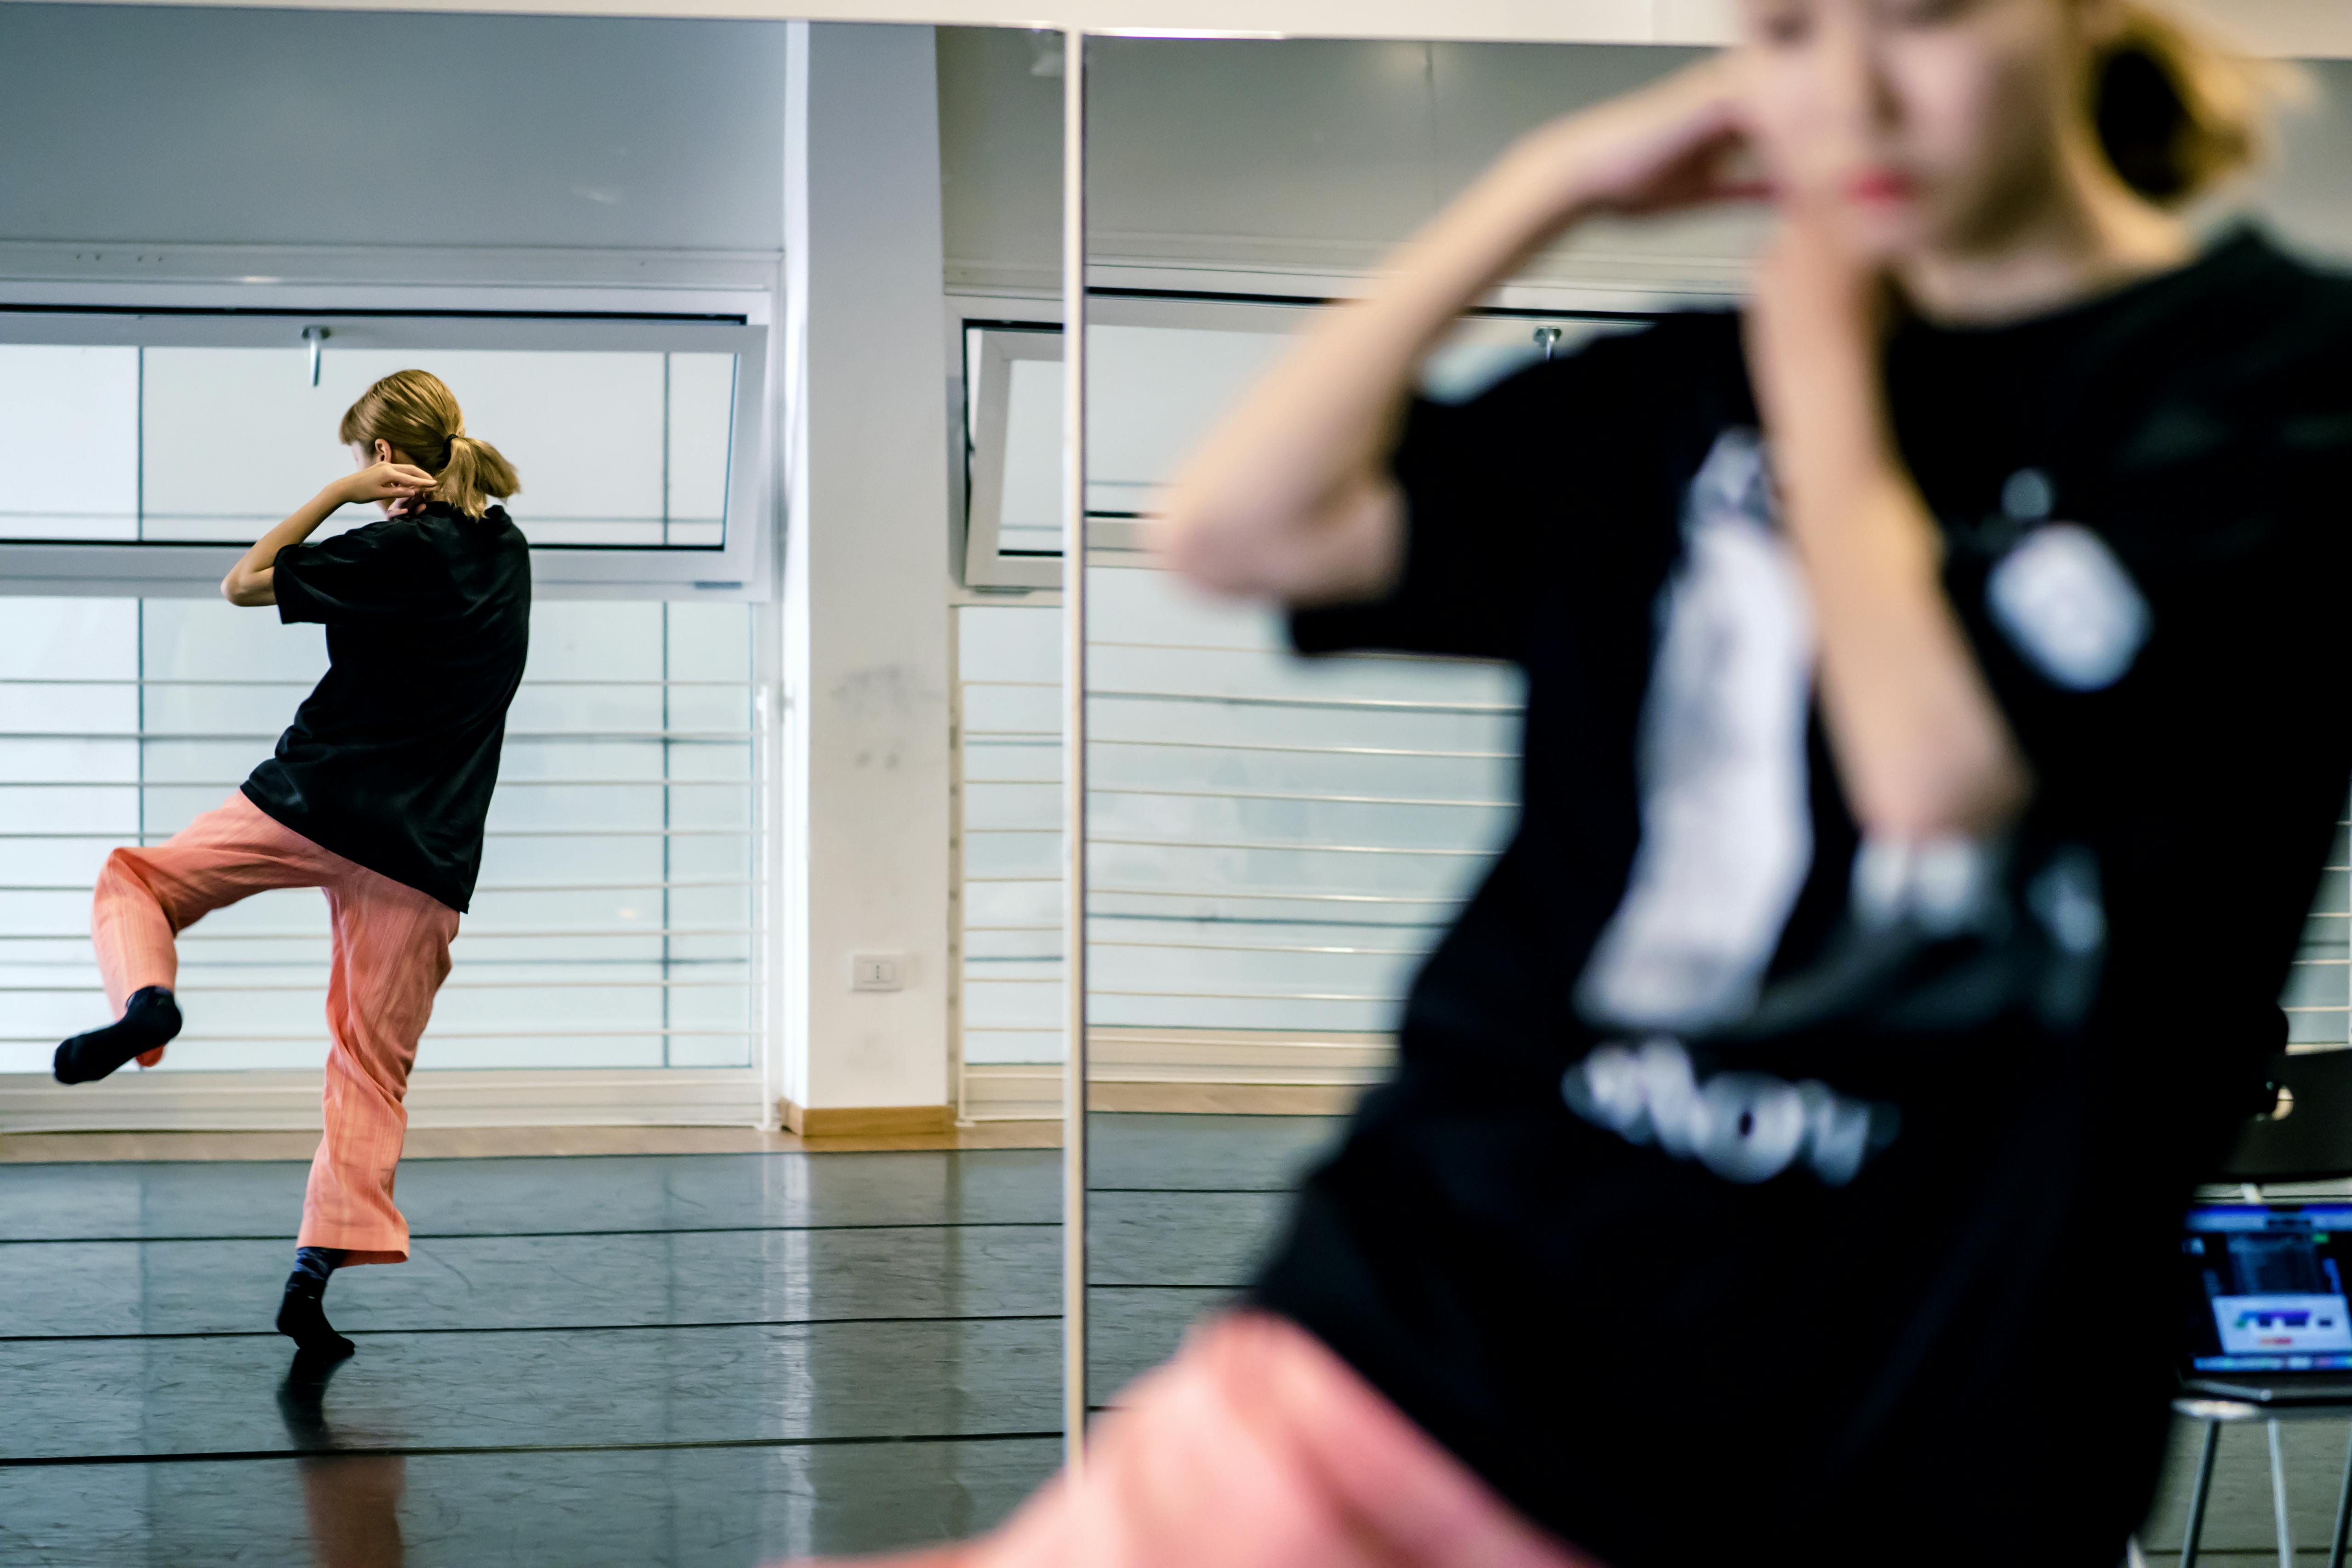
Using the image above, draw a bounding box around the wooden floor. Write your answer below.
[0,1113,2335,1565]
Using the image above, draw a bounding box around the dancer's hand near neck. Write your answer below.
[222,448,433,608]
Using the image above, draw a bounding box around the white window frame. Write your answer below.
[0,281,785,1131]
[954,290,1653,590]
[0,290,773,598]
[961,324,1065,589]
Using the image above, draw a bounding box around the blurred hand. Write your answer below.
[1512,57,1766,221]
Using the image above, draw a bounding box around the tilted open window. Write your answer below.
[0,308,768,593]
[957,294,1647,589]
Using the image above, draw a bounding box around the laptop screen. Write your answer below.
[2184,1204,2352,1375]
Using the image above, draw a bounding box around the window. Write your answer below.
[958,297,1640,588]
[952,292,2346,1110]
[0,597,764,1076]
[0,296,775,1104]
[2287,815,2350,1049]
[956,571,1516,1112]
[0,308,768,589]
[953,295,1575,1112]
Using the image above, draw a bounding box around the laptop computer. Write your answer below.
[2180,1200,2352,1404]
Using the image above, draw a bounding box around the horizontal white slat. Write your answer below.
[0,1066,767,1132]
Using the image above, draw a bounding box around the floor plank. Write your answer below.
[0,1114,1334,1243]
[0,1150,1061,1243]
[0,1303,1207,1464]
[0,1436,1062,1567]
[28,1113,2323,1564]
[0,1197,1276,1339]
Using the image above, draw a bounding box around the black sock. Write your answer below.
[278,1248,356,1361]
[290,1246,346,1290]
[53,986,182,1085]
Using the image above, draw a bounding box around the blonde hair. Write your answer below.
[2090,2,2291,206]
[339,369,521,519]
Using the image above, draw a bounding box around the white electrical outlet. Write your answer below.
[850,953,907,992]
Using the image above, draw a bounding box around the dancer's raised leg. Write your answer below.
[60,793,330,1084]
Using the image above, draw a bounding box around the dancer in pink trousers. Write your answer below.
[55,369,529,1363]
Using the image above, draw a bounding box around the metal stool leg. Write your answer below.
[2182,1420,2222,1568]
[2329,1419,2352,1568]
[2270,1419,2295,1568]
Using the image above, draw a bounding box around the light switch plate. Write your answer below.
[850,953,907,992]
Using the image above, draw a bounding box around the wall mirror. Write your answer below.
[0,8,1065,1560]
[1037,15,2352,1457]
[993,28,1748,1422]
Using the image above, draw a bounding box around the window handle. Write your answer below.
[302,325,329,388]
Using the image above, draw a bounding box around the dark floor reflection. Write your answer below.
[278,1357,406,1568]
[0,1121,2329,1562]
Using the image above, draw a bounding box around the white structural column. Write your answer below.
[1059,24,1091,1465]
[779,20,955,1124]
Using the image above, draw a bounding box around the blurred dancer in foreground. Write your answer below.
[810,1,2352,1562]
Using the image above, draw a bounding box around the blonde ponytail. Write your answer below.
[338,369,522,519]
[432,431,523,520]
[2090,2,2294,207]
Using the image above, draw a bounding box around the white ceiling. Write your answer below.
[19,0,2352,56]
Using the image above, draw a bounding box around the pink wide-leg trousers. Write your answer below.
[788,1311,1606,1568]
[90,791,458,1264]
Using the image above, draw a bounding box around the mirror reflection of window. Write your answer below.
[962,311,1639,582]
[956,307,1650,1112]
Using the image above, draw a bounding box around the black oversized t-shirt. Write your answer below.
[1253,231,2352,1565]
[242,502,531,912]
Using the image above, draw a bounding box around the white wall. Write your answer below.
[780,21,955,1115]
[939,32,2352,295]
[0,4,787,257]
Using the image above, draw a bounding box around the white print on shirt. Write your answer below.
[1576,428,1817,1033]
[1561,1037,1892,1187]
[1986,523,2150,691]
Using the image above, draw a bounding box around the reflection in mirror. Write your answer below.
[992,21,2352,1568]
[0,8,1060,1566]
[949,31,1747,1420]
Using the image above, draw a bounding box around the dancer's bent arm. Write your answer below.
[1155,60,1753,609]
[1744,218,2031,838]
[1158,60,2028,839]
[221,461,434,608]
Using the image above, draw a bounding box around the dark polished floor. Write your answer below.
[0,1112,2341,1566]
[0,1112,1317,1567]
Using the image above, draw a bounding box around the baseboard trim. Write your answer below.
[0,1068,768,1134]
[1090,1081,1366,1116]
[962,1028,1397,1119]
[780,1101,956,1138]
